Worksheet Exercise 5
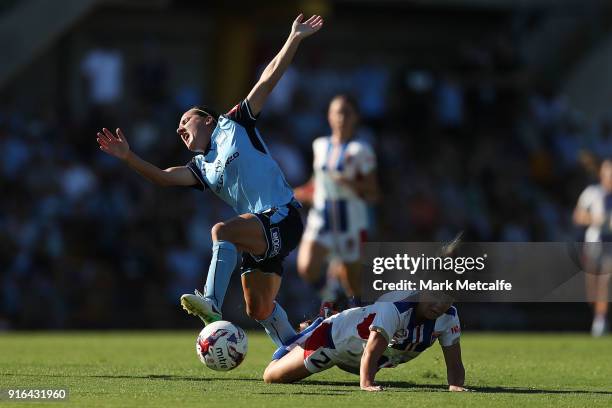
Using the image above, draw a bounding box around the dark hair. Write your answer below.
[190,105,219,122]
[330,93,360,116]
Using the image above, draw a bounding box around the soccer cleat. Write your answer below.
[180,290,222,325]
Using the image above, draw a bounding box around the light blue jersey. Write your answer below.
[187,100,296,215]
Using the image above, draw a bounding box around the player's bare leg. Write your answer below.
[181,214,267,324]
[297,239,329,285]
[263,346,313,384]
[297,239,341,326]
[590,271,610,337]
[241,270,282,320]
[333,260,362,300]
[211,214,268,254]
[242,269,297,347]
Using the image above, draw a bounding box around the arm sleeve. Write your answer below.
[186,155,209,191]
[438,309,461,347]
[577,186,595,210]
[369,302,401,342]
[225,99,258,128]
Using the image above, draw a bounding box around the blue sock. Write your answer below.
[272,346,291,361]
[257,301,296,348]
[203,240,237,312]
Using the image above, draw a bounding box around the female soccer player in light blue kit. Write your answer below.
[96,14,324,347]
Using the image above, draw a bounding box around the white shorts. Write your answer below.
[301,321,340,373]
[303,207,367,263]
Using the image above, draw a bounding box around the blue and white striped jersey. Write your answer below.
[327,301,461,370]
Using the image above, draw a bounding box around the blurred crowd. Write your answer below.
[0,29,605,330]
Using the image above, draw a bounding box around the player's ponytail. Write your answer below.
[191,105,219,122]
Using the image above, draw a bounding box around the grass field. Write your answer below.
[1,331,611,407]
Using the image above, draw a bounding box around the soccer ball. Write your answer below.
[196,321,248,371]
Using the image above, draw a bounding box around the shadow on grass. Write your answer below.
[92,374,261,382]
[302,380,612,395]
[255,391,350,396]
[6,373,612,396]
[4,373,260,383]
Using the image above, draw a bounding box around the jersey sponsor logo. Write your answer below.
[213,152,240,193]
[226,151,239,166]
[269,227,282,257]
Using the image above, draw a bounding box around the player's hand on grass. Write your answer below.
[97,128,130,161]
[291,13,323,40]
[448,385,472,392]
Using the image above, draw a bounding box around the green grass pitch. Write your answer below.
[1,331,611,407]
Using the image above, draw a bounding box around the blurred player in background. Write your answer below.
[295,95,379,310]
[573,158,612,337]
[96,14,323,347]
[263,291,467,392]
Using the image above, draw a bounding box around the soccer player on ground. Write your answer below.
[574,158,612,337]
[95,14,323,347]
[263,292,468,392]
[294,95,379,309]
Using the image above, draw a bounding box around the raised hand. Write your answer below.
[97,128,130,161]
[291,14,324,40]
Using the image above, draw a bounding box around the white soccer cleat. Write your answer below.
[180,290,222,325]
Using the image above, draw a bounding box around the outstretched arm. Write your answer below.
[442,342,469,392]
[97,128,196,187]
[573,206,603,227]
[247,14,323,116]
[294,176,314,205]
[359,330,387,392]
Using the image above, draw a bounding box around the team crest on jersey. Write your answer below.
[269,227,282,257]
